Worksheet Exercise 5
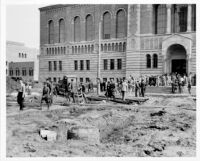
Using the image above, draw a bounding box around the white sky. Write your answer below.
[6,4,45,49]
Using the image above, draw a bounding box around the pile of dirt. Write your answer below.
[144,97,195,109]
[6,77,20,93]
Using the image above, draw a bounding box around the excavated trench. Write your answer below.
[7,94,196,156]
[38,96,195,151]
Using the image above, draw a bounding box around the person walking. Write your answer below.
[17,77,26,111]
[121,78,128,101]
[135,80,140,97]
[110,79,116,99]
[188,80,191,94]
[46,78,53,105]
[69,79,76,103]
[40,82,50,110]
[139,79,146,97]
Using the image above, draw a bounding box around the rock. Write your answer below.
[40,129,57,141]
[150,110,166,117]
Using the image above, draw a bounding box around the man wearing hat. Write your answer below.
[17,77,26,110]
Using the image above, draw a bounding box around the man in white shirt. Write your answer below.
[121,78,128,101]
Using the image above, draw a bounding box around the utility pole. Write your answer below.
[97,20,101,95]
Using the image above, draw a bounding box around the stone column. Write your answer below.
[136,4,141,35]
[82,19,86,41]
[187,4,192,32]
[71,21,74,42]
[163,54,168,74]
[166,4,172,34]
[187,54,191,74]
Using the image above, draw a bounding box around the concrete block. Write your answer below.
[40,129,57,141]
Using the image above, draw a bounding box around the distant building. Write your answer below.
[6,41,39,81]
[39,4,196,83]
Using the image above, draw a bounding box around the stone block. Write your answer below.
[40,129,57,141]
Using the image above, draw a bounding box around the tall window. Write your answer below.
[153,54,158,68]
[104,59,108,70]
[146,54,151,68]
[117,59,122,70]
[74,16,81,42]
[86,77,90,82]
[29,68,33,76]
[116,9,126,38]
[54,61,57,71]
[59,19,65,43]
[16,68,20,76]
[48,20,54,44]
[86,60,90,70]
[74,60,78,70]
[80,78,83,82]
[103,12,111,39]
[59,61,62,71]
[172,5,187,33]
[80,60,84,70]
[155,5,167,34]
[123,42,126,52]
[49,61,52,71]
[110,59,115,70]
[9,68,13,76]
[19,53,21,58]
[86,14,94,41]
[192,4,196,31]
[22,68,26,76]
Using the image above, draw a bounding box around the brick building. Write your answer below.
[39,4,196,83]
[6,41,39,81]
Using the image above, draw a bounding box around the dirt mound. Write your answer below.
[6,77,20,93]
[144,97,195,109]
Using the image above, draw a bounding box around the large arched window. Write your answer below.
[74,16,81,42]
[155,5,167,34]
[153,54,158,68]
[146,54,151,68]
[172,5,187,33]
[103,12,111,39]
[48,20,54,44]
[86,14,94,41]
[59,19,65,43]
[192,4,196,31]
[116,9,126,38]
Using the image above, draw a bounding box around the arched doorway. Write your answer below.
[166,44,187,75]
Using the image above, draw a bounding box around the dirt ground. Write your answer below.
[6,91,196,157]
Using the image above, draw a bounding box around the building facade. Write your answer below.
[6,41,39,81]
[39,4,196,83]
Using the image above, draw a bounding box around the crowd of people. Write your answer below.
[100,72,195,100]
[16,72,195,111]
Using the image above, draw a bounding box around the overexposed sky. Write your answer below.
[6,5,45,49]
